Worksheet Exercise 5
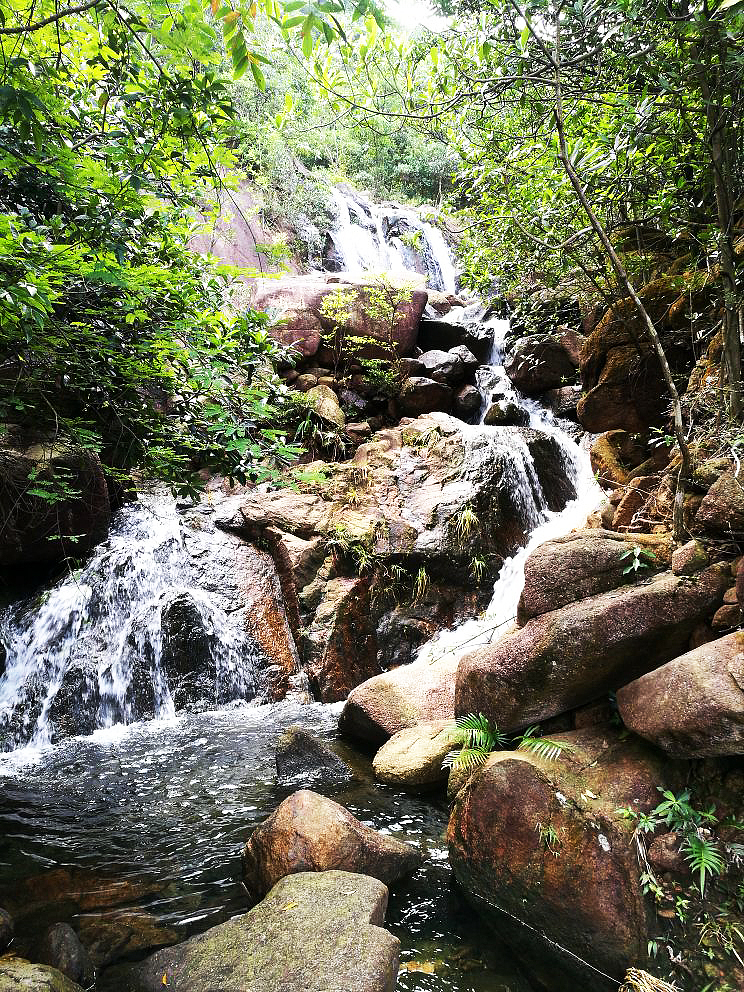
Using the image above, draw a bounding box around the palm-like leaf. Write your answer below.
[517,726,573,761]
[442,745,492,772]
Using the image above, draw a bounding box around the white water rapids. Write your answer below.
[328,188,458,293]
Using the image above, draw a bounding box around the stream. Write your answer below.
[0,189,600,991]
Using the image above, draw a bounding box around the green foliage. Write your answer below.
[620,546,657,577]
[453,505,479,541]
[0,0,325,497]
[443,712,507,772]
[443,714,572,772]
[516,726,573,762]
[619,788,731,897]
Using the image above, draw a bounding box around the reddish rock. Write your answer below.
[517,529,668,622]
[647,833,686,875]
[241,791,420,900]
[578,346,668,433]
[252,276,426,359]
[457,566,729,732]
[589,430,643,490]
[339,657,457,746]
[671,540,709,576]
[303,577,380,702]
[612,475,659,531]
[695,471,744,536]
[737,561,744,608]
[617,631,744,757]
[448,727,681,982]
[712,604,742,630]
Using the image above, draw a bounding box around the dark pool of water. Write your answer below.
[0,701,534,991]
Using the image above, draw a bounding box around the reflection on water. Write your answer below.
[0,701,533,991]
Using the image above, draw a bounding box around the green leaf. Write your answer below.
[250,60,266,90]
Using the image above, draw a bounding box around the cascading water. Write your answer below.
[0,497,259,752]
[415,310,601,667]
[327,187,457,293]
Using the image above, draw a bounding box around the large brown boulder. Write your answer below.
[448,727,682,985]
[517,529,669,623]
[457,565,729,731]
[577,274,705,433]
[302,576,380,702]
[251,275,427,359]
[372,720,454,790]
[103,871,399,992]
[695,471,744,537]
[339,656,458,746]
[241,791,420,900]
[0,428,111,566]
[617,631,744,757]
[505,330,582,395]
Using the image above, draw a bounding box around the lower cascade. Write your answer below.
[0,499,261,751]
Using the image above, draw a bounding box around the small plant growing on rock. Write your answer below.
[453,506,479,542]
[536,821,562,857]
[620,545,657,578]
[443,714,573,772]
[469,556,486,583]
[412,566,431,602]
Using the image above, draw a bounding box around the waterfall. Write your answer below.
[0,497,259,752]
[414,314,601,667]
[327,187,457,293]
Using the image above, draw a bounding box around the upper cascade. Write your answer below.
[324,187,458,294]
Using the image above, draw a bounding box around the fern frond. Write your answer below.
[682,835,724,894]
[444,745,491,772]
[517,727,573,762]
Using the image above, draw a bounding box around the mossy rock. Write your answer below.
[102,871,399,992]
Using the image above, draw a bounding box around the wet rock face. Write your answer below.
[217,413,578,703]
[159,592,215,706]
[37,923,95,988]
[447,728,680,986]
[617,631,744,757]
[251,275,427,359]
[482,400,529,427]
[457,565,729,732]
[302,576,380,703]
[0,428,111,567]
[105,871,400,992]
[275,726,354,786]
[241,790,421,900]
[0,909,13,952]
